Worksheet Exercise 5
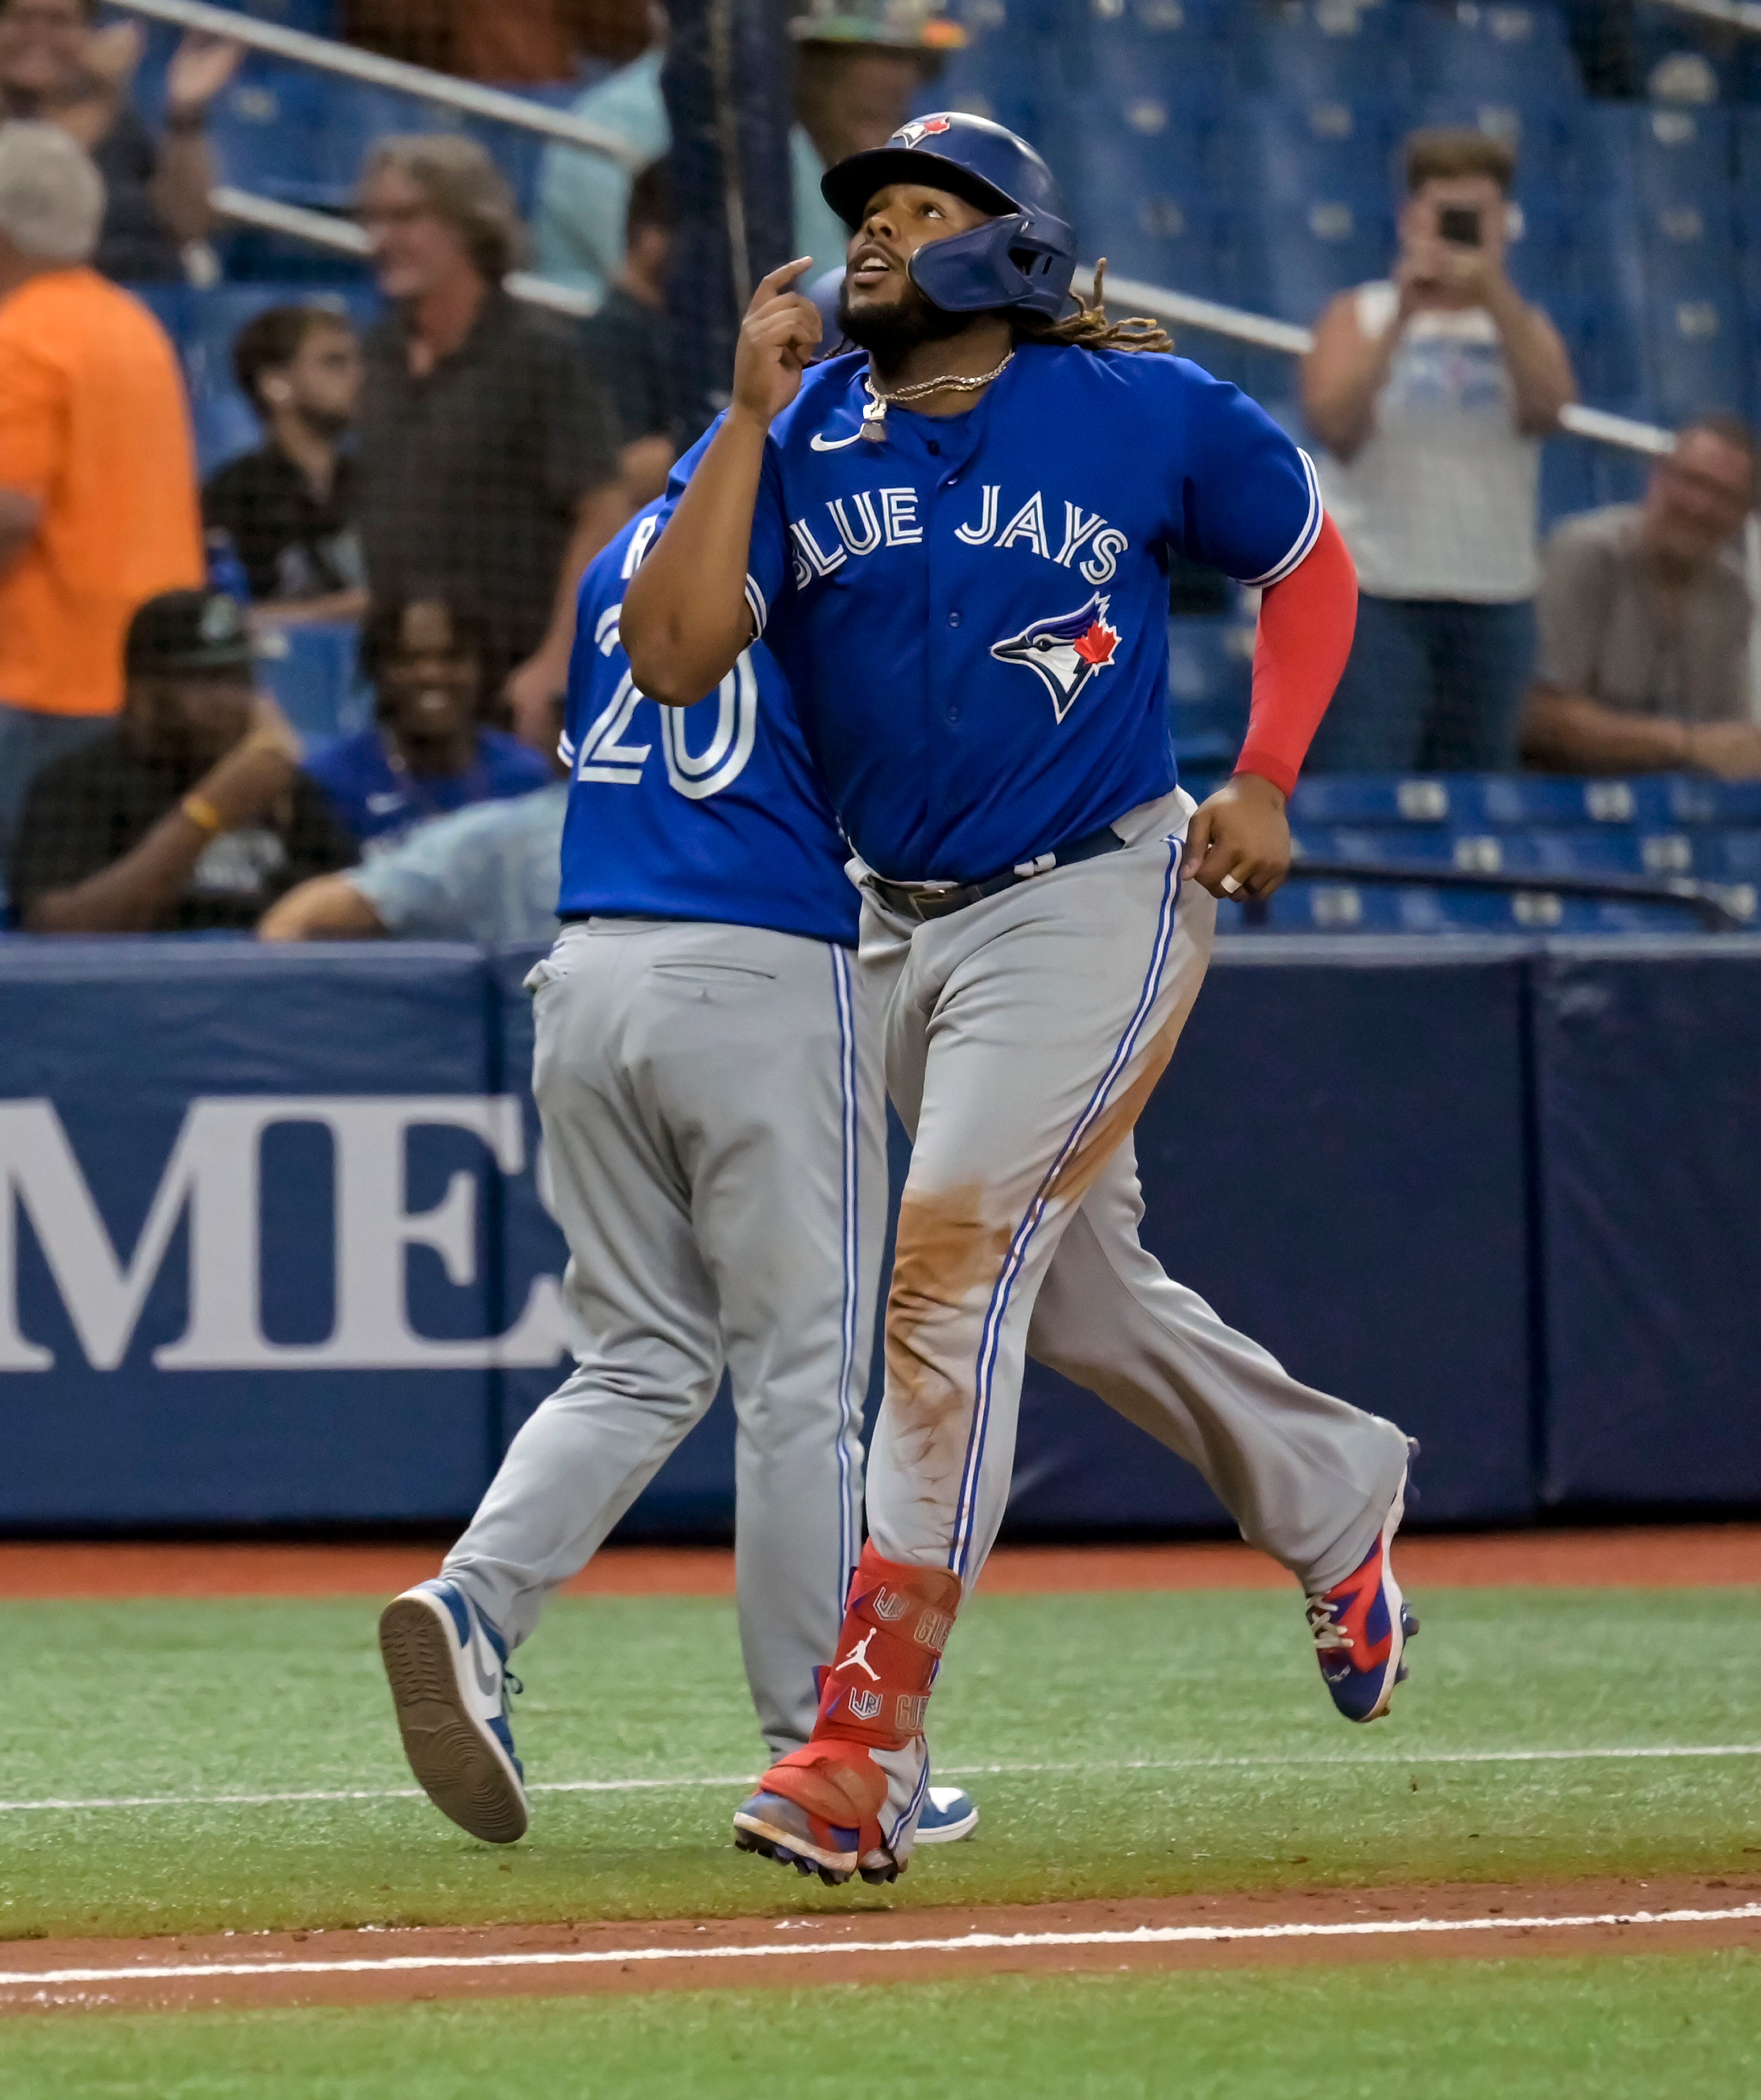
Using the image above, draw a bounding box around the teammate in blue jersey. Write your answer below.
[625,113,1418,1886]
[376,504,978,1850]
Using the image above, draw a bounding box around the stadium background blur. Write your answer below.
[0,0,1757,1543]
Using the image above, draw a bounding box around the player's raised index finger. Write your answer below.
[748,257,816,313]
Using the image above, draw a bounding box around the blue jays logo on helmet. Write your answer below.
[990,594,1121,722]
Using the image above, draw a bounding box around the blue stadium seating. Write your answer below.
[1081,175,1224,294]
[209,61,332,206]
[1228,94,1399,209]
[256,623,373,743]
[1236,195,1393,324]
[234,0,341,27]
[1221,882,1712,936]
[1067,0,1230,95]
[1406,1,1581,106]
[938,0,1045,141]
[1249,1,1402,101]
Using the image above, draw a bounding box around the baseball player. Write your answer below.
[622,113,1418,1887]
[377,503,979,1850]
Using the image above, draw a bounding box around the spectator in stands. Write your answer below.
[534,0,955,305]
[1302,129,1578,772]
[353,137,624,743]
[0,0,241,281]
[1522,416,1761,779]
[259,775,567,945]
[0,123,203,876]
[201,304,367,621]
[8,589,354,933]
[581,158,674,506]
[304,593,552,851]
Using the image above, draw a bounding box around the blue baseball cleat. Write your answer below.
[379,1578,528,1843]
[1306,1446,1420,1723]
[915,1785,979,1845]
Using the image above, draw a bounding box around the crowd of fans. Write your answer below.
[0,1,1757,941]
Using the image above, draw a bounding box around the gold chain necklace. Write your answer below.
[859,350,1015,441]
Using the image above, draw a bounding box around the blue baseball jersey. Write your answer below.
[306,726,550,849]
[666,342,1320,883]
[556,505,860,945]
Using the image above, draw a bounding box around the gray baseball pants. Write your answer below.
[851,788,1412,1849]
[442,917,881,1758]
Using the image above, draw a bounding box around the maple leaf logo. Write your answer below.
[1071,619,1120,668]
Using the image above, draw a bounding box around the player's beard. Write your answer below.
[837,272,977,373]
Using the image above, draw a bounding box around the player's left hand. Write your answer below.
[1181,772,1291,901]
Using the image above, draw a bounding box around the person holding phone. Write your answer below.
[1301,128,1577,771]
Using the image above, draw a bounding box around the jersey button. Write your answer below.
[948,610,962,627]
[927,439,941,455]
[946,703,961,723]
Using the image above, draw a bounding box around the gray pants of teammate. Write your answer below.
[443,918,881,1758]
[854,789,1412,1849]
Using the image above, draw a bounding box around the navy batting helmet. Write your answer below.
[820,112,1077,322]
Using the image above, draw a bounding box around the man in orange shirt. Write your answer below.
[0,121,203,870]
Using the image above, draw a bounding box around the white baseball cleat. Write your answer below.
[914,1784,979,1845]
[379,1578,528,1844]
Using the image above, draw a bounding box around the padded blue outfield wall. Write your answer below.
[0,934,1756,1533]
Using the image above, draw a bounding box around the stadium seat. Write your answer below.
[1603,101,1734,213]
[1066,77,1217,265]
[1230,880,1705,936]
[1246,1,1403,103]
[308,80,478,203]
[1236,197,1392,324]
[1227,95,1398,211]
[209,62,330,206]
[1406,1,1581,105]
[1079,179,1224,295]
[256,623,374,743]
[234,0,341,27]
[937,0,1046,141]
[1066,0,1230,96]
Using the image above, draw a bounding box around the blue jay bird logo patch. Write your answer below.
[989,594,1121,722]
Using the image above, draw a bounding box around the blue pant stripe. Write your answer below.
[948,844,1183,1580]
[830,945,861,1612]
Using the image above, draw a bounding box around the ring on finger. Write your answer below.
[1220,873,1244,896]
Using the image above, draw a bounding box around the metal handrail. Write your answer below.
[210,186,598,317]
[1096,271,1675,458]
[1279,857,1753,933]
[110,0,643,166]
[1653,0,1761,38]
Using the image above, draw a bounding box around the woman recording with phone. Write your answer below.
[1301,128,1578,772]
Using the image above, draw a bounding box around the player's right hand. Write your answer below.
[732,260,823,427]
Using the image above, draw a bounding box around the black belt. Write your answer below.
[866,824,1126,924]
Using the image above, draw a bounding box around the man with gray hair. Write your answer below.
[0,120,203,876]
[353,136,626,743]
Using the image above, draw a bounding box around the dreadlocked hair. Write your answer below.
[1013,261,1175,354]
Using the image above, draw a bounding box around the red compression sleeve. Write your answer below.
[1234,512,1358,799]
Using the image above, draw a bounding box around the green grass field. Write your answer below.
[5,1582,1758,2095]
[1,1956,1758,2099]
[6,1585,1759,1940]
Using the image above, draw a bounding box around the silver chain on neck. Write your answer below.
[859,350,1015,441]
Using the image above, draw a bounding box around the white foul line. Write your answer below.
[3,1904,1759,1990]
[2,1744,1758,1816]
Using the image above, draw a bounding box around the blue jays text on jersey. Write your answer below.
[666,342,1321,885]
[556,504,861,946]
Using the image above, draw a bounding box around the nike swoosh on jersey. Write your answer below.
[810,428,867,451]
